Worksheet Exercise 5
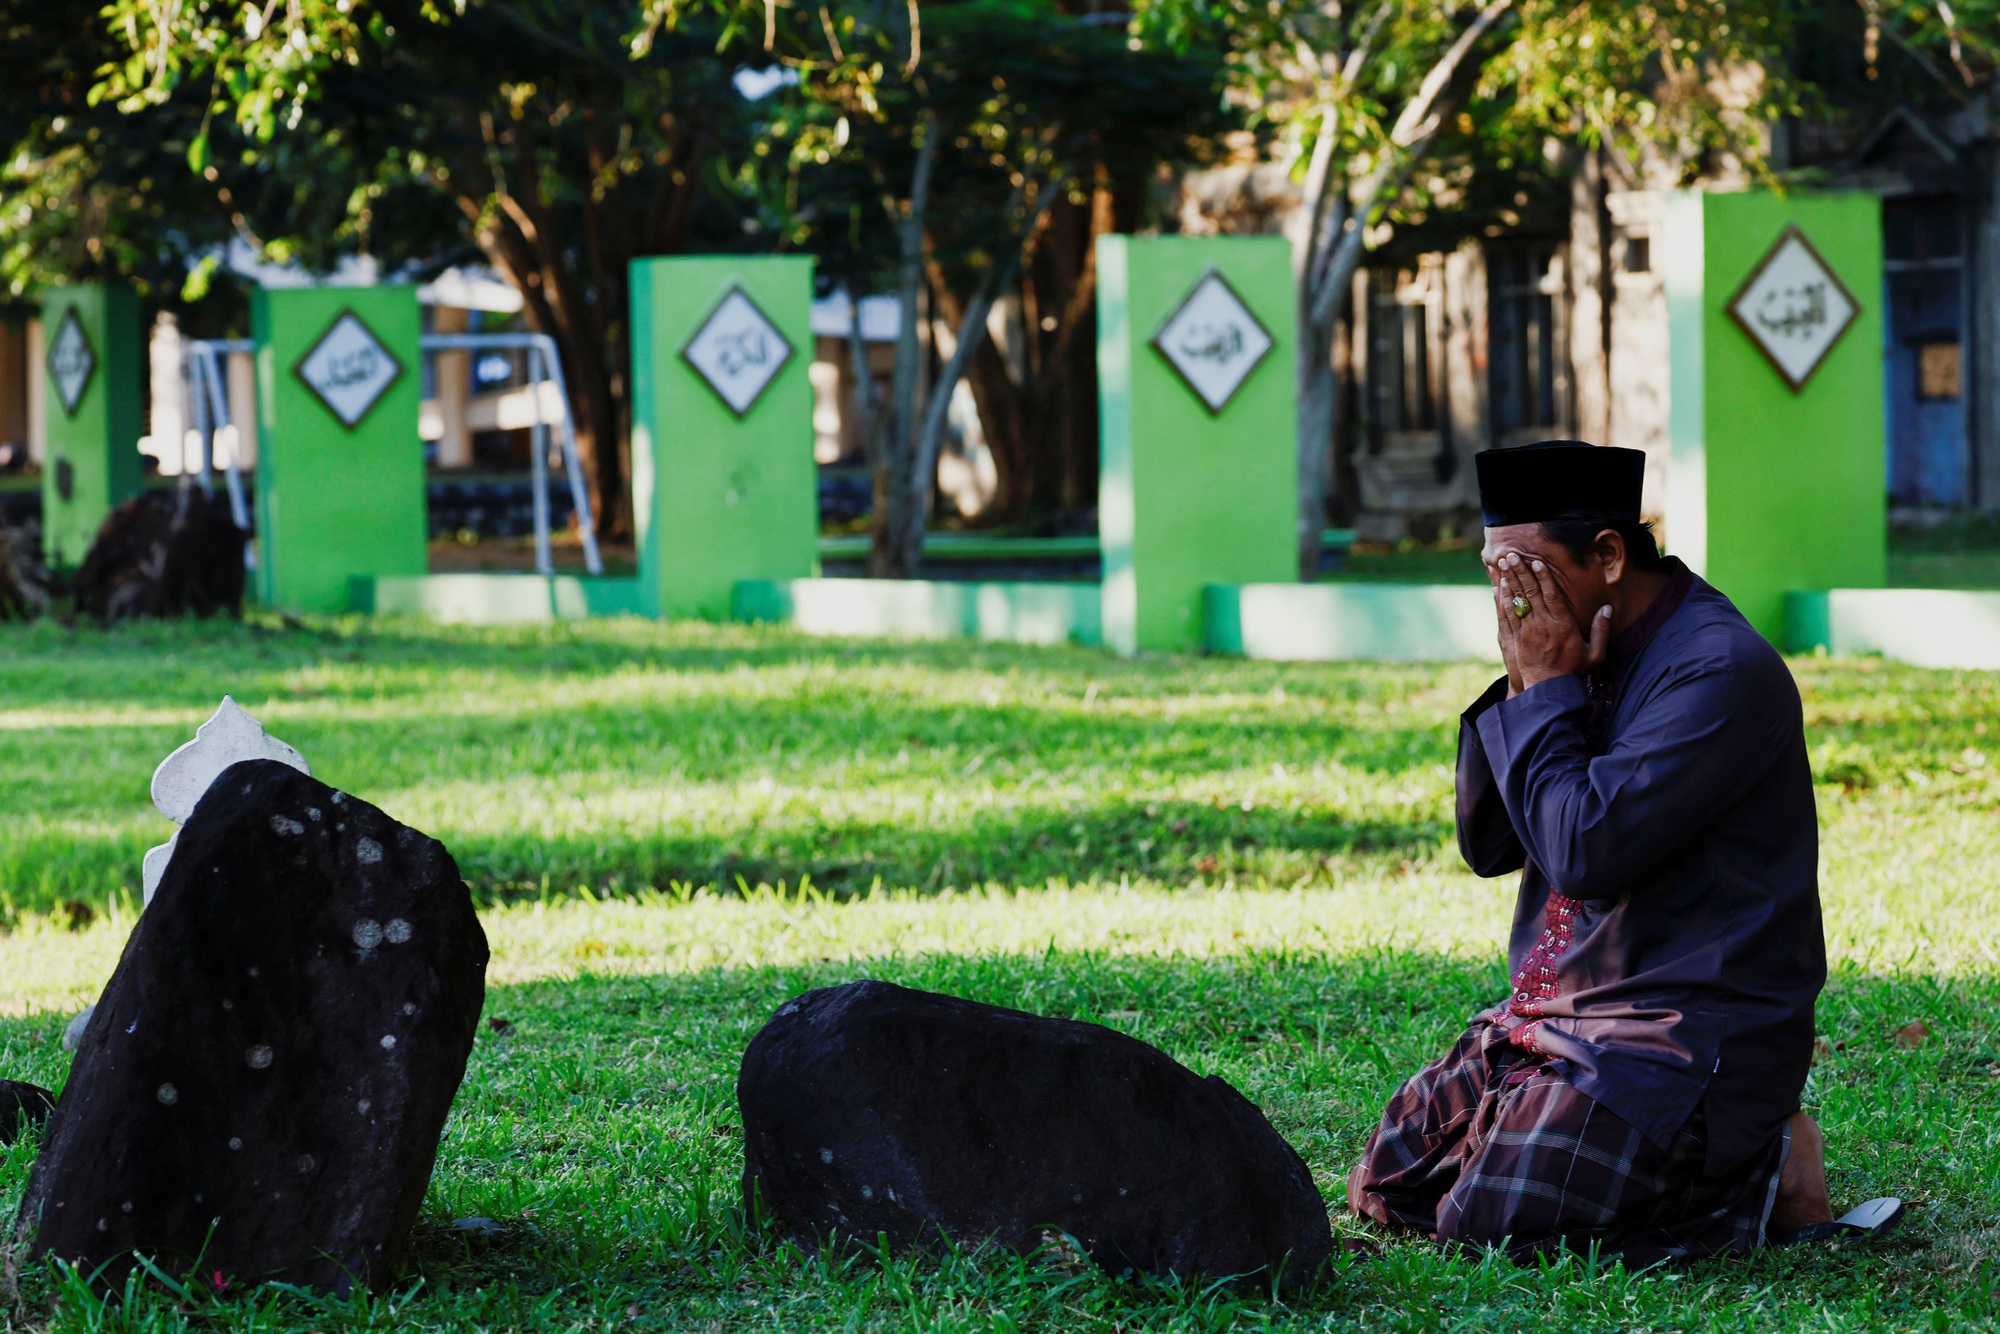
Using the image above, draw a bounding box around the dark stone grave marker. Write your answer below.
[739,980,1331,1288]
[0,1080,54,1145]
[16,759,487,1294]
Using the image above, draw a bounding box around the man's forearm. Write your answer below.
[1474,665,1771,901]
[1456,677,1526,876]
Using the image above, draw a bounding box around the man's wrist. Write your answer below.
[1517,666,1568,691]
[1465,675,1513,721]
[1502,671,1591,710]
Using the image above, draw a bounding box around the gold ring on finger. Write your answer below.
[1511,595,1532,619]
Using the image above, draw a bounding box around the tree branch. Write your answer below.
[873,109,940,576]
[902,172,1061,569]
[1299,0,1389,280]
[1308,0,1515,327]
[890,112,938,464]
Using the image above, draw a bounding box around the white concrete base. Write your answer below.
[1787,589,2000,669]
[1204,583,1500,662]
[734,578,1101,647]
[357,574,645,623]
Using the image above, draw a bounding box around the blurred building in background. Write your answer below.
[1182,99,1997,542]
[0,102,1989,546]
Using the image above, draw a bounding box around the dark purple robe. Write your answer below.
[1456,559,1826,1172]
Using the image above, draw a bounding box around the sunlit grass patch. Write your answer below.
[1,616,1997,1330]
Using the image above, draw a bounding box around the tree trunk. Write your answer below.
[1295,312,1337,577]
[901,281,1003,570]
[872,119,939,577]
[436,102,713,544]
[465,215,630,541]
[958,324,1032,519]
[1292,0,1518,577]
[1020,189,1094,519]
[940,167,1123,527]
[1050,182,1111,514]
[896,177,1056,569]
[847,271,884,471]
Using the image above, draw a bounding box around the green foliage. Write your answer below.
[2,618,1999,1329]
[1137,0,1996,227]
[0,0,479,324]
[65,0,770,274]
[41,0,800,531]
[772,1,1227,282]
[740,0,1234,536]
[1140,0,1794,219]
[1839,0,1998,96]
[0,0,222,305]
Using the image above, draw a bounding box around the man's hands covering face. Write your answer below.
[1488,551,1611,697]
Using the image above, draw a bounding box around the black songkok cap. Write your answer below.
[1475,440,1646,528]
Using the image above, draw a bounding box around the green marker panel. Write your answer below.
[629,256,817,621]
[40,285,142,569]
[1096,236,1297,655]
[252,286,426,612]
[1664,190,1886,640]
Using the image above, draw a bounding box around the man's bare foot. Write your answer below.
[1346,1160,1371,1217]
[1347,1160,1397,1225]
[1769,1111,1836,1235]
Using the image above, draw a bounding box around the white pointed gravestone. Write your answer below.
[142,698,310,905]
[66,700,310,1051]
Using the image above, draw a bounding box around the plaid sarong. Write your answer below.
[1350,1022,1785,1266]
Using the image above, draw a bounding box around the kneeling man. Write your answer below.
[1348,441,1880,1264]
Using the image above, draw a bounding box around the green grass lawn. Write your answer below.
[2,616,1999,1331]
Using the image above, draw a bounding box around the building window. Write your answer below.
[1624,237,1651,274]
[1488,245,1561,437]
[1366,267,1440,438]
[1885,200,1962,266]
[1882,196,1971,507]
[1917,342,1962,400]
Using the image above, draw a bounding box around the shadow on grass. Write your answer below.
[0,618,1467,777]
[0,787,1458,924]
[4,945,1995,1330]
[0,615,1475,919]
[0,612,1228,702]
[446,797,1455,906]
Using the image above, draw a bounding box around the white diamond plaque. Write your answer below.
[682,287,793,416]
[1151,269,1275,414]
[1726,227,1859,392]
[295,310,403,428]
[47,307,96,417]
